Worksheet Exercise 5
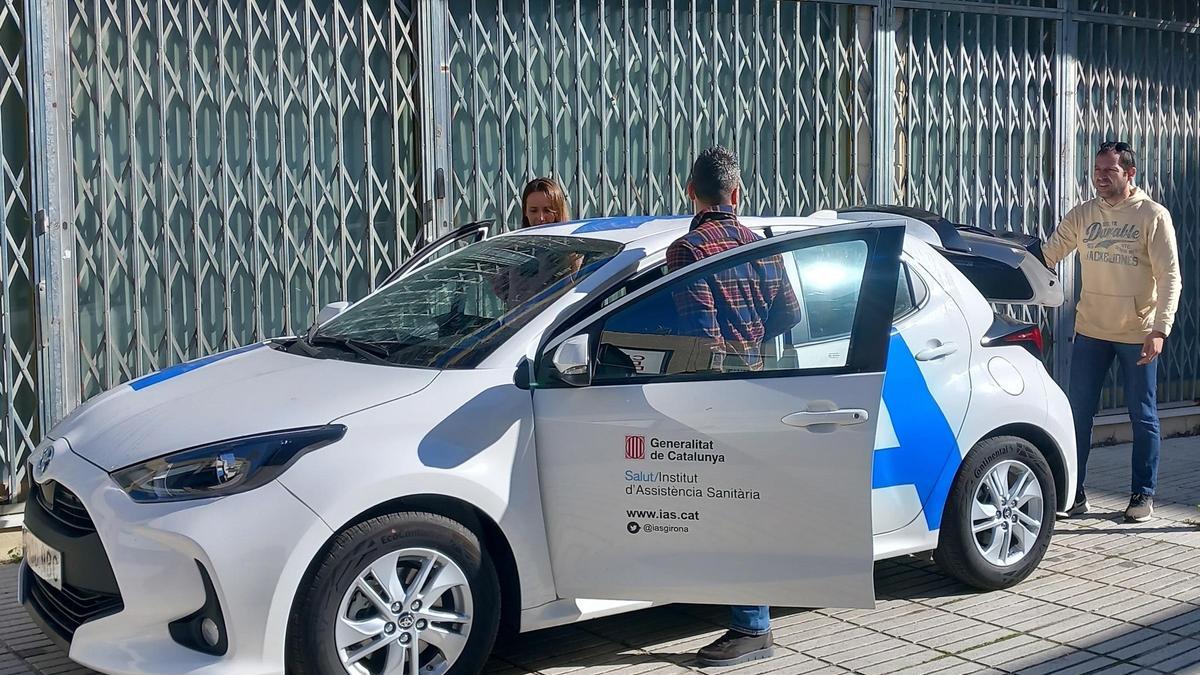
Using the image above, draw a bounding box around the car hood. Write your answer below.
[57,343,439,471]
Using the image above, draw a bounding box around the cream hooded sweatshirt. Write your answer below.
[1043,187,1181,345]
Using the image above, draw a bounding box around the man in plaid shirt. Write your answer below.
[667,150,802,373]
[670,147,797,666]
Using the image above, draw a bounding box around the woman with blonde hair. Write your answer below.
[521,176,571,227]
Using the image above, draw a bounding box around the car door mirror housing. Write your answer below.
[307,301,350,340]
[552,334,592,387]
[315,301,350,325]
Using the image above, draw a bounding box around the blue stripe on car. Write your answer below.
[571,216,664,233]
[129,343,265,391]
[873,333,962,531]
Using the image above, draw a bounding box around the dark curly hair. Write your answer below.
[687,146,741,205]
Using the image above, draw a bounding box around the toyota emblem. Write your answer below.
[33,445,54,480]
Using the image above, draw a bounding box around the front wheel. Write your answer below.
[935,436,1057,590]
[288,512,501,675]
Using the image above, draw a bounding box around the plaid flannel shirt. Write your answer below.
[665,208,802,369]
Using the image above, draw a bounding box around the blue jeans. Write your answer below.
[1069,334,1161,496]
[730,605,770,635]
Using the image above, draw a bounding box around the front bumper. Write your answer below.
[19,439,334,675]
[19,480,124,650]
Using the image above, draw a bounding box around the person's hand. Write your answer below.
[1138,331,1166,366]
[566,252,583,275]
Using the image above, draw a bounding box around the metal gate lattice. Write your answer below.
[448,0,875,229]
[0,0,34,504]
[1082,1,1200,24]
[66,0,424,400]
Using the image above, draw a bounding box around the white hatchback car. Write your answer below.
[21,207,1076,675]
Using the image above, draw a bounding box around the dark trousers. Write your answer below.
[730,605,770,634]
[1069,334,1161,496]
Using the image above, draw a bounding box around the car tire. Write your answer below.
[935,435,1057,591]
[288,511,501,675]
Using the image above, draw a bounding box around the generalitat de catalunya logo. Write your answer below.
[625,435,645,460]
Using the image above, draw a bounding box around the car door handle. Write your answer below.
[782,409,870,428]
[915,341,959,361]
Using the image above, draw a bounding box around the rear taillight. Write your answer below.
[998,326,1043,357]
[982,314,1043,358]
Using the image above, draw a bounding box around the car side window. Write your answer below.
[893,263,925,320]
[593,239,870,381]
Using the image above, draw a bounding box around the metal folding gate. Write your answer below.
[2,0,1199,505]
[447,1,876,225]
[62,0,427,400]
[0,0,35,505]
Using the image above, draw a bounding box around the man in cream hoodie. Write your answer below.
[1043,141,1182,522]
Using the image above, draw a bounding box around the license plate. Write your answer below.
[23,528,62,591]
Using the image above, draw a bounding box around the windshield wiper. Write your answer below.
[308,335,395,366]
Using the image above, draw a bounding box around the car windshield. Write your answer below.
[311,235,622,369]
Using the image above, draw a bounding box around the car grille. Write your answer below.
[25,569,124,641]
[34,482,95,534]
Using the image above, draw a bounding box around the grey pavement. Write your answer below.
[4,437,1200,674]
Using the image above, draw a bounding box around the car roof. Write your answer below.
[496,211,1006,265]
[495,213,860,248]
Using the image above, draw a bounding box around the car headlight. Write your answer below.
[111,425,346,503]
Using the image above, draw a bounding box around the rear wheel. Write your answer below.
[935,436,1057,590]
[288,512,501,675]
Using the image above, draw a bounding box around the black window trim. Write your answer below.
[892,259,930,325]
[379,219,492,287]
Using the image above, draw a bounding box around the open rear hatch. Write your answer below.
[837,206,1064,307]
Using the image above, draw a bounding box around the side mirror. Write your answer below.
[551,334,592,387]
[316,301,350,325]
[307,301,350,340]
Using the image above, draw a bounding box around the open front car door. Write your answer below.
[531,222,906,608]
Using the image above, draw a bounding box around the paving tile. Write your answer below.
[852,647,947,674]
[798,631,892,660]
[1126,637,1200,669]
[916,622,999,651]
[954,634,1047,666]
[1090,663,1158,675]
[1153,644,1200,673]
[1103,630,1191,663]
[1000,646,1102,675]
[1072,625,1165,653]
[1032,615,1124,643]
[888,655,980,674]
[1157,610,1200,637]
[826,641,925,670]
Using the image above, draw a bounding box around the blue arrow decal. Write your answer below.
[873,333,962,530]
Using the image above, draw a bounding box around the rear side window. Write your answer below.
[893,263,926,320]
